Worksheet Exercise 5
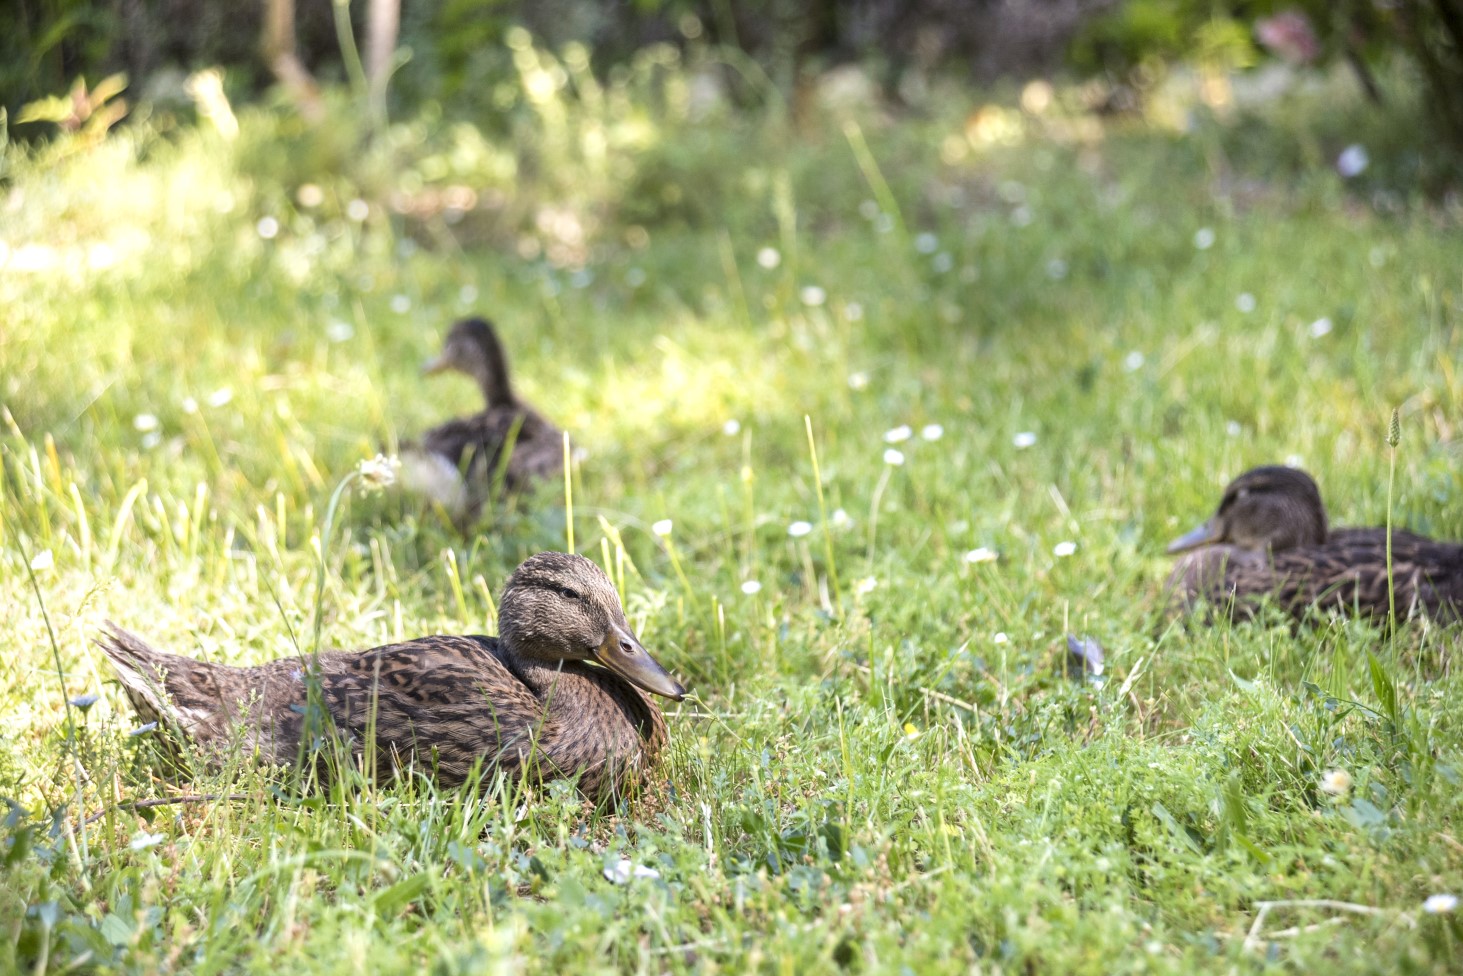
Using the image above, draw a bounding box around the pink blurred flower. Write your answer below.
[1255,10,1321,65]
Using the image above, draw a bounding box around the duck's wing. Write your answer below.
[318,635,548,788]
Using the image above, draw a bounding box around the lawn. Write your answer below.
[2,54,1461,973]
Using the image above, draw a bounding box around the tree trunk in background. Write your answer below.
[262,0,323,121]
[366,0,401,110]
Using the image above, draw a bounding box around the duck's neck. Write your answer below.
[466,340,516,410]
[512,657,668,800]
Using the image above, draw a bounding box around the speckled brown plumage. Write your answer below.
[1166,465,1463,623]
[400,317,564,521]
[99,553,686,803]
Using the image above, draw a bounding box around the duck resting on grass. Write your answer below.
[98,552,686,803]
[1165,465,1463,623]
[400,316,565,522]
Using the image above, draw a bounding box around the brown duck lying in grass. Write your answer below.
[1166,465,1463,623]
[99,553,686,803]
[400,317,565,521]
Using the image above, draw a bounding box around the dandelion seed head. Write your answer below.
[1319,768,1352,796]
[652,519,674,537]
[1053,541,1077,557]
[884,425,912,444]
[787,520,813,538]
[756,247,781,270]
[800,285,827,307]
[883,448,905,466]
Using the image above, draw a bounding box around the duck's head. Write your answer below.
[499,552,686,701]
[423,317,514,406]
[1167,465,1328,555]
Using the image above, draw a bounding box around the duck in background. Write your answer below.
[1166,465,1462,623]
[400,317,565,522]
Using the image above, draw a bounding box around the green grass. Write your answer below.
[2,55,1462,974]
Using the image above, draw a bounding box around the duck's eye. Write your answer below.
[558,586,581,601]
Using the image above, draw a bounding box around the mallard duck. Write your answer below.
[1165,465,1463,622]
[99,552,686,802]
[400,317,564,520]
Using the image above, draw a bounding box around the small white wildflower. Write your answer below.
[993,632,1009,644]
[964,547,997,564]
[208,387,234,407]
[854,577,878,595]
[883,448,905,466]
[1124,351,1146,372]
[799,285,826,307]
[722,419,741,436]
[848,372,870,391]
[787,520,813,538]
[1319,768,1352,796]
[756,247,781,270]
[921,424,943,441]
[652,519,673,537]
[1423,893,1458,914]
[884,425,912,444]
[604,860,660,884]
[1226,420,1242,437]
[1012,432,1037,449]
[29,549,54,572]
[1285,454,1305,468]
[356,454,399,492]
[296,184,324,208]
[181,396,199,415]
[1053,541,1077,557]
[914,232,939,254]
[625,268,646,288]
[1308,317,1333,338]
[740,580,761,595]
[1193,227,1216,250]
[390,294,411,314]
[326,320,355,342]
[129,831,165,852]
[1336,144,1369,178]
[133,413,160,432]
[830,508,852,528]
[141,432,163,450]
[1045,258,1068,280]
[1236,292,1257,313]
[256,216,280,239]
[844,301,864,322]
[346,198,370,222]
[933,252,954,274]
[459,284,479,305]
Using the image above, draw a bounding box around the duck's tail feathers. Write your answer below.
[398,445,472,517]
[96,622,184,730]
